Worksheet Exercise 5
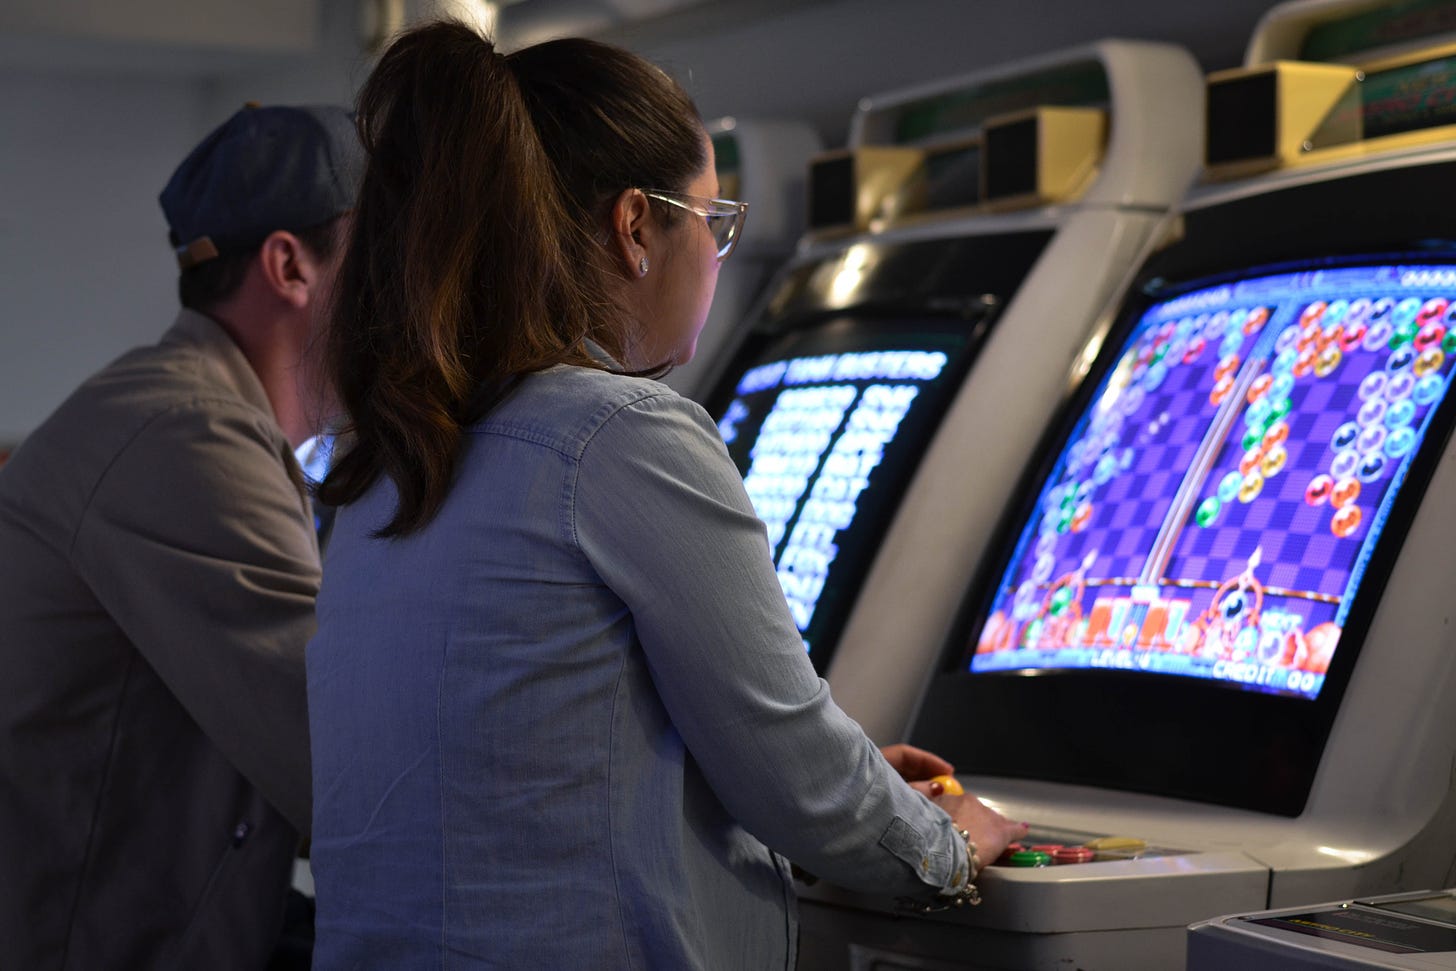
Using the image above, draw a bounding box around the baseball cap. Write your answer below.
[160,103,364,270]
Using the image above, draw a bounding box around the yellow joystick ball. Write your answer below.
[929,774,964,796]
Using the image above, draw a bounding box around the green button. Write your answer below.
[1008,850,1051,867]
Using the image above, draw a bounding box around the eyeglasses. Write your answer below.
[642,190,749,262]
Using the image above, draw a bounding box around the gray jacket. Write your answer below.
[0,310,318,969]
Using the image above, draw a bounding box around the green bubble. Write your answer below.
[1443,331,1456,355]
[1050,587,1074,616]
[1270,396,1292,420]
[1390,320,1419,350]
[1196,496,1221,527]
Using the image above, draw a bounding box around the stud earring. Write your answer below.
[639,256,649,276]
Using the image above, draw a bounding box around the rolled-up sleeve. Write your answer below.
[572,389,966,899]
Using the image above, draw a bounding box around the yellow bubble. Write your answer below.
[1239,470,1264,503]
[1414,347,1445,378]
[1314,344,1342,378]
[1261,444,1288,478]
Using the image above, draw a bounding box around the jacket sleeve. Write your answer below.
[572,388,967,900]
[70,398,318,833]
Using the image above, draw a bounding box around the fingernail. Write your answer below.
[929,781,944,797]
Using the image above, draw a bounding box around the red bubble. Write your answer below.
[1415,321,1447,353]
[1320,322,1344,349]
[1210,374,1234,406]
[1183,337,1206,364]
[1214,354,1241,382]
[1244,306,1270,334]
[1339,321,1367,352]
[1300,301,1327,326]
[1262,421,1289,449]
[1301,622,1341,674]
[1247,373,1273,404]
[1304,473,1333,506]
[1418,297,1448,324]
[1293,346,1317,377]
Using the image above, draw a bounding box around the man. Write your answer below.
[0,104,361,969]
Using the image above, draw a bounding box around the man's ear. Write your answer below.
[256,230,314,309]
[606,188,657,280]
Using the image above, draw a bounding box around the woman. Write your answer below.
[307,21,1024,969]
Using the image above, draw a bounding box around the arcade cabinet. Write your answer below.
[698,40,1206,743]
[796,2,1456,968]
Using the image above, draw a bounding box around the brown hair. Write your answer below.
[317,21,706,536]
[174,219,343,312]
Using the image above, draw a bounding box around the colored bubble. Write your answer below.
[1057,509,1073,534]
[1182,337,1207,364]
[1388,345,1416,372]
[1325,299,1350,324]
[1356,424,1386,454]
[1415,347,1446,378]
[1239,447,1264,476]
[1120,448,1134,471]
[1384,397,1417,430]
[1364,320,1394,352]
[1305,473,1334,506]
[1415,321,1447,353]
[1348,298,1373,323]
[1390,319,1419,350]
[1158,321,1177,343]
[1371,297,1395,321]
[1262,421,1289,450]
[1245,397,1272,429]
[1210,375,1234,406]
[1143,361,1168,391]
[1395,297,1422,325]
[1151,342,1169,366]
[1269,396,1292,421]
[1093,452,1119,485]
[1275,325,1302,354]
[1359,371,1389,401]
[1339,321,1368,352]
[1357,459,1390,496]
[1196,496,1221,527]
[1218,470,1243,503]
[1331,421,1360,451]
[1331,450,1360,481]
[1300,301,1327,326]
[1331,476,1361,508]
[1239,469,1264,503]
[1444,330,1456,355]
[1036,532,1058,557]
[1384,426,1417,458]
[1293,346,1317,378]
[1241,427,1265,454]
[1220,332,1245,359]
[1384,370,1416,402]
[1413,373,1445,406]
[1418,297,1448,324]
[1033,553,1056,584]
[1357,398,1388,427]
[1273,347,1299,375]
[1297,322,1321,351]
[1332,503,1363,538]
[1315,344,1342,377]
[1271,373,1295,400]
[1221,589,1248,620]
[1071,503,1093,533]
[1247,373,1273,404]
[1261,444,1288,478]
[1319,322,1344,350]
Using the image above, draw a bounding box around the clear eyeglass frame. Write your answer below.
[642,189,749,262]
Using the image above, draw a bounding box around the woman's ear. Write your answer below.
[607,188,656,280]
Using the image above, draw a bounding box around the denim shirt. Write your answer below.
[308,364,967,970]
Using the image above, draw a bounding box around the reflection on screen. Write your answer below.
[968,264,1456,699]
[717,323,970,663]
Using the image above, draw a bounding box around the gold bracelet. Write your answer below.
[897,826,983,913]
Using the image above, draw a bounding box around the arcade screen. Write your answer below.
[962,261,1456,701]
[716,315,982,671]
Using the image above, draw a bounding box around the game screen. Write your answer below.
[964,262,1456,700]
[716,317,980,669]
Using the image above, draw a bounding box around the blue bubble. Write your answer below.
[1358,371,1388,401]
[1394,297,1422,325]
[1413,373,1445,406]
[1275,325,1302,354]
[1143,362,1168,392]
[1331,421,1360,451]
[1384,370,1416,401]
[1324,299,1350,324]
[1357,451,1386,483]
[1384,397,1417,429]
[1218,470,1243,503]
[1384,426,1417,458]
[1272,373,1295,400]
[1371,297,1395,321]
[1274,348,1299,375]
[1331,448,1360,480]
[1220,332,1245,359]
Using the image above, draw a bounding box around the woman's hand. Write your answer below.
[880,743,954,798]
[935,793,1027,872]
